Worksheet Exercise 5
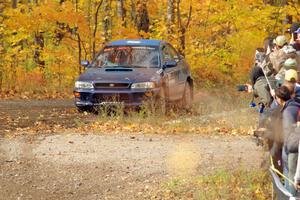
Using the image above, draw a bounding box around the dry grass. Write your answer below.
[156,169,271,200]
[80,88,259,136]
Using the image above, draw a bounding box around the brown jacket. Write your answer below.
[269,45,300,74]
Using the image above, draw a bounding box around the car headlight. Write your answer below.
[131,82,156,89]
[75,81,94,89]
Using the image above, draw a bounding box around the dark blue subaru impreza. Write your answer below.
[74,39,193,112]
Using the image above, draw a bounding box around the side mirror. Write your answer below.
[81,60,90,67]
[164,60,177,68]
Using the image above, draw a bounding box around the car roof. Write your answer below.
[107,39,162,47]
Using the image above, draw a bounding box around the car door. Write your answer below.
[161,44,185,101]
[167,44,186,98]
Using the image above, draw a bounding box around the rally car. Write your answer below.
[74,39,193,112]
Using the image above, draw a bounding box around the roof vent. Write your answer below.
[105,68,133,72]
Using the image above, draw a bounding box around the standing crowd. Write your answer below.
[251,23,300,196]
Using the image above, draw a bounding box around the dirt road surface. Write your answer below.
[0,100,84,133]
[0,100,263,200]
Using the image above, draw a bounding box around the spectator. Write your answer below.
[269,36,299,81]
[276,86,300,194]
[250,66,275,107]
[294,142,300,190]
[290,26,300,51]
[283,68,300,98]
[250,37,276,108]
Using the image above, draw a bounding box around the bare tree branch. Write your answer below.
[185,2,192,29]
[93,0,104,57]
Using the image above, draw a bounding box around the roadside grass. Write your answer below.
[156,169,271,200]
[0,87,73,99]
[78,88,259,136]
[2,88,260,136]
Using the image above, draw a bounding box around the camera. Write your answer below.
[237,84,252,92]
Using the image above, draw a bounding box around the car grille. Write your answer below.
[93,93,130,103]
[94,83,130,89]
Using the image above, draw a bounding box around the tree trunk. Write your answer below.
[263,0,287,5]
[0,66,3,93]
[103,0,112,43]
[92,0,103,57]
[130,0,136,24]
[117,0,126,27]
[86,0,92,58]
[167,0,175,35]
[0,1,4,92]
[34,32,45,68]
[74,0,78,11]
[77,34,82,75]
[10,56,17,92]
[12,0,17,8]
[136,0,149,34]
[176,0,192,56]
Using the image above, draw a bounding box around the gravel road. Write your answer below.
[0,99,263,199]
[0,133,263,200]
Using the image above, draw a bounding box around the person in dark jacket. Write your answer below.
[294,141,300,190]
[270,68,300,109]
[290,23,300,51]
[284,68,300,97]
[276,86,300,195]
[250,38,276,108]
[272,70,300,170]
[250,66,276,107]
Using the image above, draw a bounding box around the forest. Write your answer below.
[1,0,300,96]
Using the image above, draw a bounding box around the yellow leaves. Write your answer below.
[72,113,252,136]
[113,24,140,40]
[138,30,150,38]
[2,1,87,92]
[123,124,138,131]
[160,169,271,200]
[2,0,299,93]
[182,0,290,84]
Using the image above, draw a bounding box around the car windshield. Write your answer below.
[91,46,160,68]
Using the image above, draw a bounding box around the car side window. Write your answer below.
[167,44,179,62]
[162,44,180,63]
[162,45,172,63]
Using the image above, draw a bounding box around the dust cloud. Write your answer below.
[166,142,199,177]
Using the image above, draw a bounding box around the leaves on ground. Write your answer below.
[1,90,258,137]
[155,169,271,200]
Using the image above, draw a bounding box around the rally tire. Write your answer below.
[181,82,192,111]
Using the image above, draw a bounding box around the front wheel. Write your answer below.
[149,87,167,115]
[181,83,193,111]
[77,106,93,113]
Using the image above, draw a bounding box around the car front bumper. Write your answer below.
[73,88,160,108]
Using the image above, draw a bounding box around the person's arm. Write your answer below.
[269,52,278,73]
[286,127,300,153]
[255,80,272,106]
[282,107,298,141]
[290,34,295,44]
[249,67,256,86]
[294,142,300,188]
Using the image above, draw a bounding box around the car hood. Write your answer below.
[77,67,161,83]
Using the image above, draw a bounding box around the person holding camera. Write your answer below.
[250,66,276,108]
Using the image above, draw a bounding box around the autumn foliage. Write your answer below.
[1,0,300,96]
